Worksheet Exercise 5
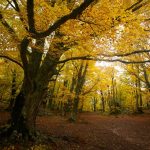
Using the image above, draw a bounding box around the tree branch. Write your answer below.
[56,56,150,64]
[12,0,20,12]
[132,1,149,12]
[0,11,19,41]
[6,0,16,10]
[101,49,150,57]
[27,0,35,33]
[57,49,150,64]
[125,0,149,12]
[0,55,23,68]
[31,0,94,38]
[126,0,143,11]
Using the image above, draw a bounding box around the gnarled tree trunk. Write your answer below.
[7,70,54,139]
[1,38,60,140]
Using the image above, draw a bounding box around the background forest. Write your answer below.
[1,58,150,115]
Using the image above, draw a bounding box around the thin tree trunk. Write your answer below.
[135,80,139,112]
[71,61,88,121]
[93,97,97,112]
[100,90,105,112]
[72,96,79,121]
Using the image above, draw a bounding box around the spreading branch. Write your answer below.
[29,0,94,38]
[101,49,150,57]
[0,55,23,68]
[57,49,150,64]
[56,56,150,64]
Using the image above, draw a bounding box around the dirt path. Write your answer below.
[0,112,150,150]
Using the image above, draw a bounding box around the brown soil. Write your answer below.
[0,111,150,150]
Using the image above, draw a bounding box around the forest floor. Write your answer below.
[0,110,150,150]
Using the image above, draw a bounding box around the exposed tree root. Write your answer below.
[0,123,38,143]
[0,125,54,149]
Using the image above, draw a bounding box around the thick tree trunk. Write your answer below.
[0,32,62,140]
[0,69,52,140]
[8,80,48,138]
[6,37,60,138]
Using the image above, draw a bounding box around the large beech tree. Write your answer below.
[0,0,95,138]
[0,0,149,139]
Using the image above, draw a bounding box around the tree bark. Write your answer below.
[7,73,50,139]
